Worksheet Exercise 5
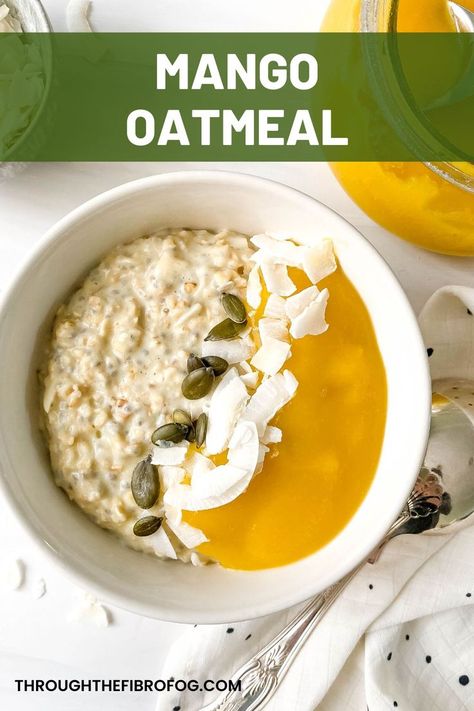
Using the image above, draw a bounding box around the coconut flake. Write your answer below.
[243,370,298,436]
[70,594,110,628]
[255,444,270,474]
[261,426,282,444]
[167,519,208,549]
[66,0,93,32]
[264,294,288,320]
[32,578,47,600]
[205,368,249,455]
[201,335,255,364]
[190,552,206,566]
[150,526,178,559]
[302,239,336,284]
[285,286,319,320]
[251,234,304,267]
[251,337,291,376]
[159,465,185,490]
[283,369,299,395]
[164,504,182,526]
[289,288,329,339]
[261,263,296,297]
[0,559,24,590]
[259,317,289,343]
[192,462,248,498]
[247,263,262,310]
[241,371,259,389]
[152,441,189,466]
[165,422,259,511]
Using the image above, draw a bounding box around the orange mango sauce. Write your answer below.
[323,0,474,256]
[184,267,387,570]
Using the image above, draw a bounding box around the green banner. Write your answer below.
[1,32,473,161]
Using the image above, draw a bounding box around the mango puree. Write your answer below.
[185,267,387,570]
[323,0,474,256]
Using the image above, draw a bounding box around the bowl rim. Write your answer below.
[0,169,432,622]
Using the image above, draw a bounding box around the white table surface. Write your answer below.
[1,2,473,710]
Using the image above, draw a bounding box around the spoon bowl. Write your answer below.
[428,379,474,527]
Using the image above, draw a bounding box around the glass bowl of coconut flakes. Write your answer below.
[0,0,51,179]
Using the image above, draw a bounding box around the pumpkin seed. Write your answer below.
[204,318,247,342]
[173,409,193,427]
[202,355,228,376]
[195,412,208,448]
[186,425,196,443]
[151,422,188,445]
[133,515,163,537]
[131,459,160,509]
[187,353,204,373]
[181,367,215,400]
[222,293,247,323]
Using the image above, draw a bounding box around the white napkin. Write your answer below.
[156,286,474,711]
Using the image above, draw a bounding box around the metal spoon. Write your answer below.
[201,379,474,711]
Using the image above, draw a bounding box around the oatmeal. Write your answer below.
[40,228,254,558]
[39,225,374,572]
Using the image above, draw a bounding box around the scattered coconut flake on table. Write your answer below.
[251,337,291,376]
[289,288,329,339]
[260,263,296,297]
[205,368,249,455]
[66,0,93,32]
[32,578,47,600]
[0,559,24,590]
[70,593,110,628]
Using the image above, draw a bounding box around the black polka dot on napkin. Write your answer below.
[459,675,470,686]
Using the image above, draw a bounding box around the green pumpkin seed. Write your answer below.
[187,353,204,373]
[173,409,193,427]
[186,425,196,443]
[133,515,163,537]
[204,318,247,342]
[202,355,228,376]
[131,459,160,509]
[222,293,247,324]
[195,412,208,448]
[181,367,215,400]
[151,422,188,445]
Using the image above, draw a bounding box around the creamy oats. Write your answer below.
[40,228,254,558]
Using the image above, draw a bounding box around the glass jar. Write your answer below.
[323,0,474,256]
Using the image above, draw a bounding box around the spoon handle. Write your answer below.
[200,513,410,711]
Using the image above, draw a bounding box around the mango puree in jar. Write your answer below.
[323,0,474,256]
[185,267,387,571]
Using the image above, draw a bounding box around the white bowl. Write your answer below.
[0,171,431,623]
